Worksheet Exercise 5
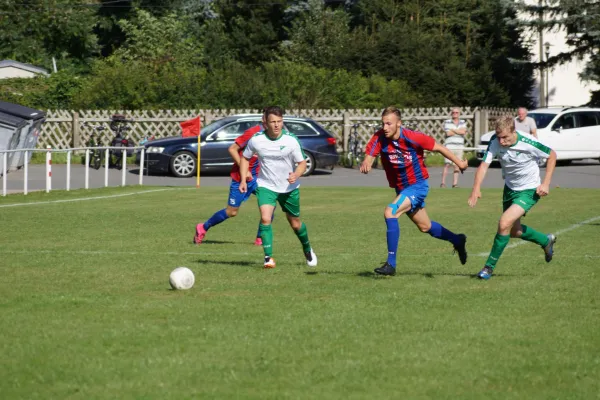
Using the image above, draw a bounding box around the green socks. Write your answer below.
[260,222,311,257]
[485,233,510,269]
[484,226,548,270]
[521,225,549,247]
[259,223,273,257]
[295,223,312,253]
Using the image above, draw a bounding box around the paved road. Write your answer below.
[2,160,600,194]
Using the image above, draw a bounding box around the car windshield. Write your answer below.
[200,118,232,138]
[528,112,557,129]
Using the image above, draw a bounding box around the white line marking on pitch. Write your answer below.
[0,188,196,208]
[0,249,252,256]
[476,215,600,257]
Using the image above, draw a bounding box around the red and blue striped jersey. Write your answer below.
[365,127,435,191]
[230,125,262,182]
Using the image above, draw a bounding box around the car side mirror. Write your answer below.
[552,126,562,133]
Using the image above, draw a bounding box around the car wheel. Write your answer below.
[170,151,197,178]
[302,152,316,176]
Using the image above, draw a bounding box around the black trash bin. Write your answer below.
[0,101,46,171]
[0,110,29,176]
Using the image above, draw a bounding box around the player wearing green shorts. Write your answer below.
[468,115,558,280]
[239,106,316,269]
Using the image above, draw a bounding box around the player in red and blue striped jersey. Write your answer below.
[194,113,274,245]
[360,106,469,276]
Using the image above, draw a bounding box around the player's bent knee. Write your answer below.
[498,219,514,233]
[418,224,431,233]
[385,206,401,219]
[288,219,302,230]
[226,207,240,217]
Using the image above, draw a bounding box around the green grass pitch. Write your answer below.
[1,186,599,399]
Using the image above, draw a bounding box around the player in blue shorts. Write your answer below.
[361,106,469,276]
[193,120,274,245]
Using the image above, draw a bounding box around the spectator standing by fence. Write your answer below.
[441,107,467,188]
[515,107,537,138]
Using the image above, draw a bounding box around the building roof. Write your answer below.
[0,60,49,76]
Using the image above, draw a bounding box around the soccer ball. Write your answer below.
[169,267,195,290]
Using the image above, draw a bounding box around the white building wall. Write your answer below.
[521,1,600,107]
[0,67,37,79]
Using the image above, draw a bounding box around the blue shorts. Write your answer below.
[228,179,258,208]
[392,180,429,214]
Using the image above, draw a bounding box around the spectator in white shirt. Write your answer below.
[441,107,467,188]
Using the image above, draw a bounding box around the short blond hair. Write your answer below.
[495,115,515,134]
[382,106,402,119]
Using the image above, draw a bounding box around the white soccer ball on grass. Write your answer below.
[169,267,195,290]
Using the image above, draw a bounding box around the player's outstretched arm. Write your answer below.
[537,149,557,196]
[432,142,468,172]
[360,155,375,174]
[468,162,489,208]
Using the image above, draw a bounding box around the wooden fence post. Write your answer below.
[343,111,350,153]
[480,109,490,142]
[72,111,80,148]
[204,111,213,127]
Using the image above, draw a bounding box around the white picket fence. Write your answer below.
[0,146,146,196]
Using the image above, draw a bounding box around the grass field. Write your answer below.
[1,186,599,399]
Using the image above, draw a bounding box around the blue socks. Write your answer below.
[384,220,458,269]
[204,209,228,230]
[427,221,459,246]
[385,218,400,268]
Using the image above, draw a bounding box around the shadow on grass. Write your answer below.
[305,270,480,278]
[356,270,534,278]
[197,240,236,245]
[355,271,480,279]
[196,259,259,267]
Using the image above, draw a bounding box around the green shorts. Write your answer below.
[503,185,540,213]
[256,187,301,217]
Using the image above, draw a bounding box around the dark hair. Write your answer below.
[381,106,401,119]
[264,106,284,118]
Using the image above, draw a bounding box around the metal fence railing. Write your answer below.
[0,146,146,196]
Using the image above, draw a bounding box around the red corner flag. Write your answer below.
[180,116,201,137]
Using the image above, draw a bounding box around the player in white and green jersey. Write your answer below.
[468,115,558,280]
[239,106,317,269]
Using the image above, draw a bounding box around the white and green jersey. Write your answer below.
[243,130,306,193]
[483,131,552,191]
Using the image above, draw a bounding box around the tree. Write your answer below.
[0,0,99,70]
[282,0,353,68]
[511,0,600,105]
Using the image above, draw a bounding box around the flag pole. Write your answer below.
[196,116,201,188]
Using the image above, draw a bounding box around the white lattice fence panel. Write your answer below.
[77,109,204,146]
[486,108,516,132]
[38,108,507,150]
[39,110,73,148]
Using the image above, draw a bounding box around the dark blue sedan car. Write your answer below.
[137,114,339,177]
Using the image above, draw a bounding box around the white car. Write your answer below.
[476,107,600,164]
